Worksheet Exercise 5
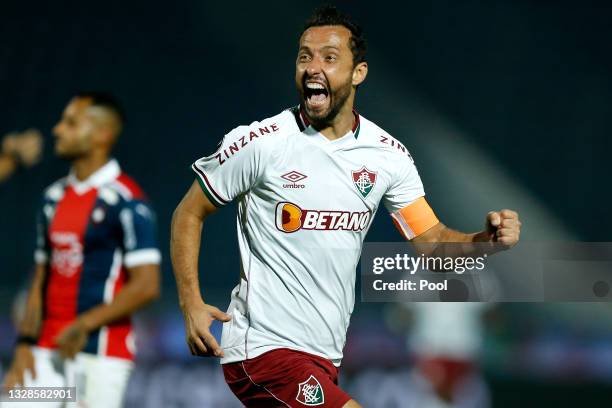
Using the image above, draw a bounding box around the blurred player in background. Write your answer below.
[2,92,161,408]
[0,129,43,183]
[404,302,491,408]
[349,303,492,408]
[171,6,521,408]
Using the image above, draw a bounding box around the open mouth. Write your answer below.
[304,82,329,110]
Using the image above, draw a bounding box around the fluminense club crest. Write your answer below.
[352,166,377,198]
[296,375,325,406]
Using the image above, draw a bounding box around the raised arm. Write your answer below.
[171,181,231,358]
[0,129,43,183]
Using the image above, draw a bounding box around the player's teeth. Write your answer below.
[307,83,324,89]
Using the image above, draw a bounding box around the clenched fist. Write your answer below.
[484,209,521,248]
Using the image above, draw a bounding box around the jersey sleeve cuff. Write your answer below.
[191,164,228,208]
[34,249,48,264]
[124,248,161,268]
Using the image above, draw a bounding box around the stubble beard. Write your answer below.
[301,75,353,129]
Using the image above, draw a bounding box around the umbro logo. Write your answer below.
[282,171,307,183]
[281,171,307,189]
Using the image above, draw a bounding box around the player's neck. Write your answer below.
[318,104,356,141]
[71,154,110,182]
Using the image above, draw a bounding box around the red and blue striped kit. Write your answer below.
[34,159,160,360]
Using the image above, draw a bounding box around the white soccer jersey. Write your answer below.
[193,106,428,366]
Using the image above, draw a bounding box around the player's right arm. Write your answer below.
[2,262,46,390]
[171,181,231,357]
[172,120,275,357]
[172,119,275,357]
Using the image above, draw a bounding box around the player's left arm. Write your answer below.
[384,150,520,256]
[411,208,521,255]
[55,199,161,358]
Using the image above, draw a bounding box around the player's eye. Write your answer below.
[298,54,311,62]
[326,55,337,62]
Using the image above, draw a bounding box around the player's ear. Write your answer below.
[93,125,116,148]
[352,62,368,86]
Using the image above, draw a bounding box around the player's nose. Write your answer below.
[52,123,62,138]
[306,58,323,75]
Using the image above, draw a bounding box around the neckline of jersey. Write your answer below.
[295,105,361,142]
[67,158,120,195]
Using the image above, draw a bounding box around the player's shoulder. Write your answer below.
[218,108,298,158]
[254,107,297,134]
[224,108,296,142]
[357,114,415,161]
[102,172,148,204]
[42,177,68,202]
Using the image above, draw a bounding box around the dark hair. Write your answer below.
[74,91,126,125]
[301,5,367,66]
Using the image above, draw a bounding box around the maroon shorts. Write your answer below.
[223,348,352,407]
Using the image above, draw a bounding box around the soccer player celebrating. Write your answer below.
[2,93,161,408]
[171,6,520,407]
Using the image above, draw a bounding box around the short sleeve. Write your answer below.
[192,125,270,207]
[383,154,425,213]
[383,153,439,239]
[33,200,51,265]
[119,200,162,268]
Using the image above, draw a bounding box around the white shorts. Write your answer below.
[2,347,133,408]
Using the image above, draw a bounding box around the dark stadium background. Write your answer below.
[2,1,612,406]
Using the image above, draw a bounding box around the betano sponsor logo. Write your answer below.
[275,201,371,233]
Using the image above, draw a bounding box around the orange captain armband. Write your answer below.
[390,197,439,240]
